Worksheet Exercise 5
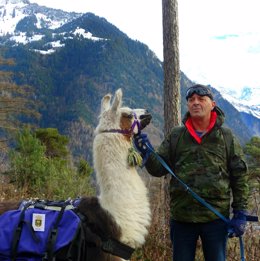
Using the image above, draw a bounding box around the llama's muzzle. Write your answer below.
[140,113,152,130]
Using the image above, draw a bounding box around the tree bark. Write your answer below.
[161,0,181,258]
[162,0,181,134]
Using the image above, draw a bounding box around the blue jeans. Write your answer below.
[170,219,228,261]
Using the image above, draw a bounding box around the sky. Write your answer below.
[29,0,260,96]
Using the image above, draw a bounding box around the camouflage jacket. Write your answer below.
[145,106,249,223]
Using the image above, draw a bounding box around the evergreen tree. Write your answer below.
[244,136,260,191]
[9,128,48,193]
[35,128,69,159]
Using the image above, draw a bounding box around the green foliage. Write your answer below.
[8,128,95,199]
[244,136,260,163]
[43,157,95,200]
[35,128,69,158]
[244,136,260,192]
[77,157,93,177]
[9,128,48,192]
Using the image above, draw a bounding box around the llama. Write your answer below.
[94,88,151,247]
[78,88,151,260]
[0,89,152,261]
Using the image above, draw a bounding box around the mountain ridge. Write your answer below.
[0,0,259,160]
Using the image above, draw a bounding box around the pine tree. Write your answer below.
[35,128,69,159]
[8,128,48,193]
[244,136,260,191]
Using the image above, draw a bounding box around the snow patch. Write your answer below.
[10,32,44,44]
[32,48,56,55]
[73,27,106,41]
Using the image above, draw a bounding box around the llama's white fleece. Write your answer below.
[94,133,151,248]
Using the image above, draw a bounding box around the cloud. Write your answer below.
[213,35,239,40]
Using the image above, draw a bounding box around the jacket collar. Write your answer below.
[183,106,225,144]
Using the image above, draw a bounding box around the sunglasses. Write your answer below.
[186,85,213,100]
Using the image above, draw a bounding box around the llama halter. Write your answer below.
[99,112,143,167]
[100,112,141,136]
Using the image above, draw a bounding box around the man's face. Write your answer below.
[187,94,216,120]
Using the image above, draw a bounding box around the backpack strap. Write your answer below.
[220,127,233,170]
[11,202,33,261]
[43,203,69,261]
[102,238,135,260]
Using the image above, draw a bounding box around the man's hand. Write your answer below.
[134,133,153,155]
[229,210,247,237]
[133,133,154,166]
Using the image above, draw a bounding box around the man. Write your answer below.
[134,84,249,261]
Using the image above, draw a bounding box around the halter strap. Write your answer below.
[100,113,140,136]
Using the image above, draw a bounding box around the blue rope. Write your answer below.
[146,144,246,261]
[239,236,245,261]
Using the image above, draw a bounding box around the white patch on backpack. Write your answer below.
[32,213,45,232]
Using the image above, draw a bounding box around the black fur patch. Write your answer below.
[77,197,122,261]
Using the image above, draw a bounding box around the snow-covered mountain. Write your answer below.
[0,0,81,34]
[1,0,260,125]
[0,0,107,53]
[217,86,260,119]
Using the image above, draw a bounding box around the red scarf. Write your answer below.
[185,111,217,144]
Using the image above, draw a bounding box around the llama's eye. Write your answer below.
[122,113,133,119]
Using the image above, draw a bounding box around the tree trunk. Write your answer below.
[161,0,181,258]
[162,0,181,134]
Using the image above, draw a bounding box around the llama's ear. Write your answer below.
[101,94,112,113]
[111,89,122,112]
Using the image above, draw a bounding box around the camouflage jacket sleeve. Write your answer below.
[144,133,173,177]
[229,134,249,210]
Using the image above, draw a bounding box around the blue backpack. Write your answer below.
[0,199,87,261]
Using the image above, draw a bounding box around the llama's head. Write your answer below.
[95,89,151,136]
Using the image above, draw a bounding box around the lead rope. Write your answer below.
[145,143,258,261]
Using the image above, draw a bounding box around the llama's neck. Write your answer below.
[93,134,151,248]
